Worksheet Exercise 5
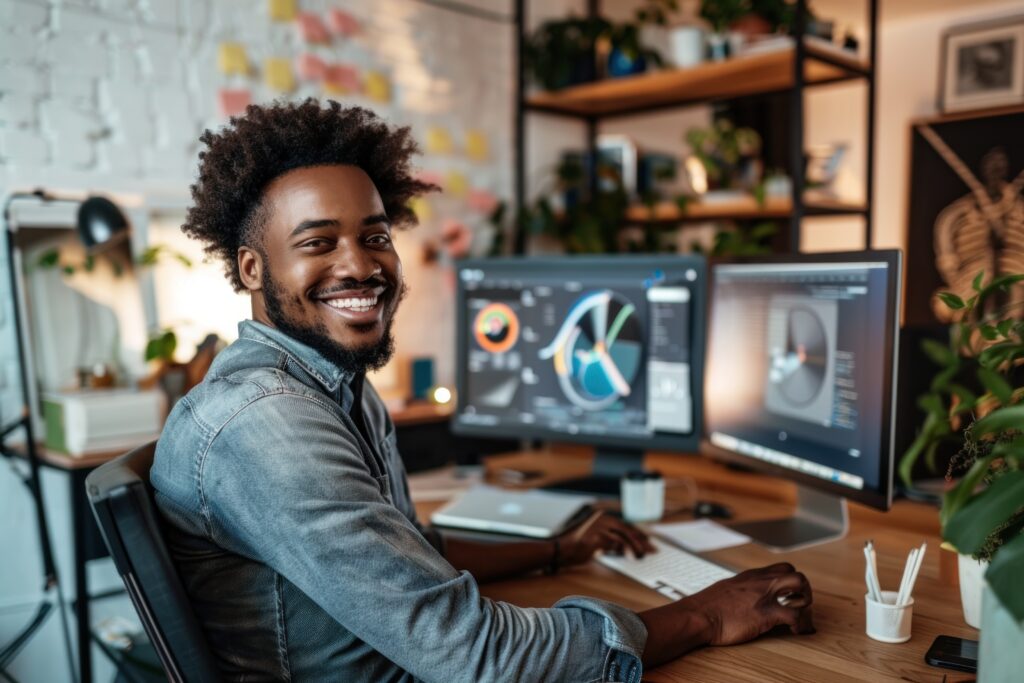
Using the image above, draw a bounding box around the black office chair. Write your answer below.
[85,442,221,683]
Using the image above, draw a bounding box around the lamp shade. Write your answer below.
[77,196,129,250]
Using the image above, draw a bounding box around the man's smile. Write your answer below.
[315,284,388,321]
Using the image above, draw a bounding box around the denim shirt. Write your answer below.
[152,321,648,682]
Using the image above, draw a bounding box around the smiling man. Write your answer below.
[152,99,814,682]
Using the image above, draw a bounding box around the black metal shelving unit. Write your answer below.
[512,0,879,255]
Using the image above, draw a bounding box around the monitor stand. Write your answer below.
[541,447,644,497]
[729,485,849,552]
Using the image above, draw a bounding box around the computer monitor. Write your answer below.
[453,255,707,495]
[704,250,902,551]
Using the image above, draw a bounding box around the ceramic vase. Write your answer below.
[978,585,1024,683]
[958,553,988,629]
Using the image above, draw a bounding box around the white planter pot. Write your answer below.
[958,553,988,629]
[978,585,1024,683]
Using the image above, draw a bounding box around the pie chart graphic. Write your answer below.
[770,307,829,407]
[538,290,643,410]
[474,302,520,353]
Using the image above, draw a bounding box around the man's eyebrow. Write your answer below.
[290,218,340,237]
[363,213,390,227]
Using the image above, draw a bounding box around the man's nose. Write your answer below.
[331,241,381,282]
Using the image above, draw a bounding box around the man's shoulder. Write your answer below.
[174,339,337,434]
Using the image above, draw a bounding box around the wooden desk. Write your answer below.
[423,449,975,683]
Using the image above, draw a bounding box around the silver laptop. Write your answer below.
[430,486,594,538]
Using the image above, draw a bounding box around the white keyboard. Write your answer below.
[596,537,736,600]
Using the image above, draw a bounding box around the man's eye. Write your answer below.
[301,238,330,249]
[367,234,392,246]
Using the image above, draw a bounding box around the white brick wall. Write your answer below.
[0,2,514,679]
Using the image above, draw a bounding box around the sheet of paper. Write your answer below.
[652,519,751,552]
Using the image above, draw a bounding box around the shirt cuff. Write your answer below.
[555,595,648,682]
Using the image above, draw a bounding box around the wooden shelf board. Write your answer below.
[625,197,866,224]
[526,41,868,118]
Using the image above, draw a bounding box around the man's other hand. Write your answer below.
[558,511,657,568]
[682,562,815,645]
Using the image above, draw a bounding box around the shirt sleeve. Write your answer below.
[201,391,648,683]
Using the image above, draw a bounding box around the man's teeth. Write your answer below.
[325,296,378,312]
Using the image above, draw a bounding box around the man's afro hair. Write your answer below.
[182,98,436,292]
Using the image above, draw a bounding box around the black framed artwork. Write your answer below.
[940,16,1024,113]
[905,107,1024,326]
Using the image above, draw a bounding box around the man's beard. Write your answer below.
[261,267,402,375]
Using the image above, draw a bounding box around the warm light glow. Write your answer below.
[685,156,708,195]
[431,386,452,404]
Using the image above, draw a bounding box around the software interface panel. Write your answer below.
[706,262,892,491]
[457,265,698,441]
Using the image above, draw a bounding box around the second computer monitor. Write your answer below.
[453,256,706,493]
[704,250,901,549]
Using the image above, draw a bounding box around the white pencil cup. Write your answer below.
[865,590,914,643]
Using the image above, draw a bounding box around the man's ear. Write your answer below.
[238,246,263,292]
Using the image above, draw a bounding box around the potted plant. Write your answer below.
[699,0,747,60]
[524,15,611,90]
[684,118,763,199]
[899,273,1023,676]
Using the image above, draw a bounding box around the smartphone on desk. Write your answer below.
[925,635,978,673]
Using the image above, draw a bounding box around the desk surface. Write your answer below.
[424,449,975,683]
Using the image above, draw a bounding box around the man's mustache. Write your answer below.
[314,276,393,296]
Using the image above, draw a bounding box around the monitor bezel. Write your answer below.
[700,249,902,512]
[452,254,707,454]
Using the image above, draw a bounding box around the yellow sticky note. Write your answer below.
[218,42,249,76]
[425,126,453,155]
[445,170,469,198]
[264,57,295,92]
[363,70,391,103]
[268,0,297,22]
[409,197,433,221]
[465,130,489,161]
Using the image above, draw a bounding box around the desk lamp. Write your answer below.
[1,189,130,679]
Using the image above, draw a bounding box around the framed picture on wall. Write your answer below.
[939,16,1024,113]
[904,107,1024,327]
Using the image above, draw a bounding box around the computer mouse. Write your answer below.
[693,500,733,520]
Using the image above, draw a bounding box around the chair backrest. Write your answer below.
[86,442,221,683]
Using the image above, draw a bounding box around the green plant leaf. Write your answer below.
[972,405,1024,437]
[62,265,75,275]
[917,394,945,417]
[921,338,955,367]
[985,532,1024,622]
[978,367,1013,405]
[941,451,999,529]
[972,270,985,291]
[979,324,998,341]
[944,470,1024,555]
[948,383,978,411]
[938,292,965,310]
[997,319,1013,338]
[36,249,60,268]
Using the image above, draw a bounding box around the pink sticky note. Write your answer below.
[296,12,331,43]
[327,8,360,36]
[467,189,499,214]
[218,88,251,118]
[323,63,361,92]
[296,53,327,81]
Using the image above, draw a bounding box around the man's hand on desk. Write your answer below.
[557,511,657,568]
[639,562,815,668]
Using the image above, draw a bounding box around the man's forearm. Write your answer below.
[442,535,555,582]
[638,601,713,668]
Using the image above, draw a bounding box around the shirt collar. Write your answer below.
[237,320,354,395]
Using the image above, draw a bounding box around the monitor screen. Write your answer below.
[453,256,706,453]
[704,251,901,509]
